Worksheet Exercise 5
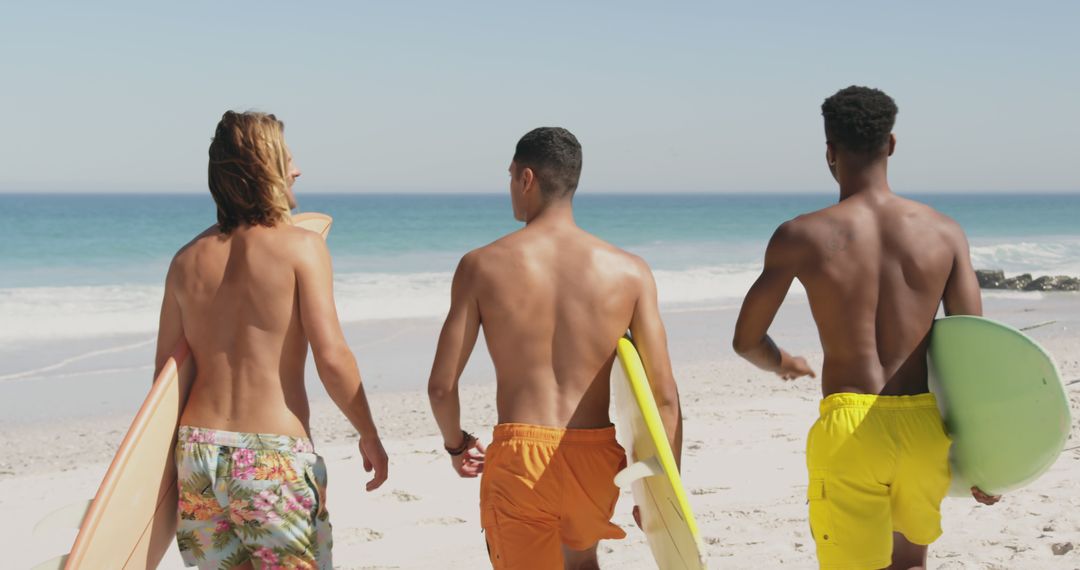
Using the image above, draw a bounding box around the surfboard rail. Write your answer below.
[65,341,192,569]
[612,335,706,569]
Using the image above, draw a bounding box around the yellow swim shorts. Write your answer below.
[806,393,952,570]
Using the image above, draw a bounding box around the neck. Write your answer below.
[836,160,891,201]
[525,197,576,227]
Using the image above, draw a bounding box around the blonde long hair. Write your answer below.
[207,111,292,233]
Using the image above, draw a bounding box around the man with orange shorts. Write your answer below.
[428,127,683,569]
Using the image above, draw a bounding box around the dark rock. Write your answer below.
[1024,275,1080,292]
[976,269,1006,289]
[1026,276,1056,291]
[1051,542,1073,555]
[975,270,1079,291]
[1002,273,1033,290]
[1056,276,1080,291]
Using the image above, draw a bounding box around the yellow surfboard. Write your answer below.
[54,213,333,569]
[611,335,706,569]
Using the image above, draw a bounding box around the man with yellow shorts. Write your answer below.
[428,127,683,569]
[733,86,1000,569]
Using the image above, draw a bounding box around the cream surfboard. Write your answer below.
[52,213,334,570]
[612,336,706,569]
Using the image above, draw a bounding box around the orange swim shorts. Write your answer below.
[479,423,627,569]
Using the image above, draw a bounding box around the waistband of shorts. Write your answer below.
[491,422,617,445]
[819,392,939,415]
[177,425,315,454]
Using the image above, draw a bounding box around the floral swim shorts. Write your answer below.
[175,426,333,570]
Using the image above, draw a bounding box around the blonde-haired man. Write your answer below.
[156,111,388,569]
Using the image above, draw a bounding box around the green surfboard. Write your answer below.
[928,315,1071,496]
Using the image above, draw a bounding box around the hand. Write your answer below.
[777,353,816,381]
[971,486,1001,506]
[358,436,389,492]
[450,435,486,478]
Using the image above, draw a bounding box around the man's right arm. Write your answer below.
[941,224,1000,505]
[295,233,388,491]
[942,224,983,317]
[627,259,682,468]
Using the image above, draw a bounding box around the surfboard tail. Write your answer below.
[614,457,663,489]
[34,500,93,535]
[31,555,68,570]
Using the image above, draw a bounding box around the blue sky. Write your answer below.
[1,2,1077,193]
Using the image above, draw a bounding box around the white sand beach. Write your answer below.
[2,293,1078,569]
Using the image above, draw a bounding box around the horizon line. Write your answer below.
[2,189,1079,197]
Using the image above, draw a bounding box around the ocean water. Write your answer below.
[1,192,1079,344]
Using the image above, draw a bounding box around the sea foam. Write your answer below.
[0,265,768,342]
[4,236,1076,344]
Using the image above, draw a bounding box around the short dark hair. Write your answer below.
[821,86,898,154]
[513,127,582,198]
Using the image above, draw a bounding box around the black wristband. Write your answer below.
[445,430,475,456]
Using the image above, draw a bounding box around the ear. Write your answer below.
[887,133,896,157]
[521,167,537,194]
[825,142,837,166]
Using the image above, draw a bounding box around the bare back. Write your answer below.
[791,193,979,395]
[168,224,315,438]
[427,137,683,477]
[468,224,651,428]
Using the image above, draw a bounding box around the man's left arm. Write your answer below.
[732,222,816,380]
[154,260,185,381]
[427,252,485,477]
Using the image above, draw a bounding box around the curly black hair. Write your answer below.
[821,86,898,154]
[513,127,583,198]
